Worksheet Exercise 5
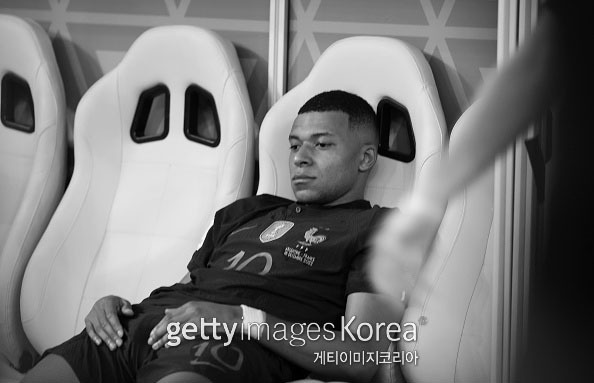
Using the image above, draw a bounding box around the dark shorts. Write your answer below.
[42,305,307,383]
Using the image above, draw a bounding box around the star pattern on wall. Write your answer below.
[288,0,498,124]
[0,0,271,124]
[1,0,498,129]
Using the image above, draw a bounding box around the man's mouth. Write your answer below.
[292,175,315,184]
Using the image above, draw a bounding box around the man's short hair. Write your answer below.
[298,90,378,142]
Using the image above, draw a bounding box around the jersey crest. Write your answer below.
[259,220,294,243]
[303,227,327,245]
[296,227,328,251]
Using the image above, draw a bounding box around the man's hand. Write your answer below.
[84,295,134,351]
[369,195,445,302]
[147,301,242,350]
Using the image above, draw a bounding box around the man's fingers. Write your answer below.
[105,309,124,338]
[151,333,170,350]
[84,320,102,346]
[148,315,170,345]
[94,322,119,351]
[148,307,193,346]
[99,309,123,349]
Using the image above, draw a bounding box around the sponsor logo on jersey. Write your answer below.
[259,220,294,243]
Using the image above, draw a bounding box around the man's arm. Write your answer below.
[371,10,565,298]
[148,292,404,383]
[259,292,404,383]
[419,9,563,203]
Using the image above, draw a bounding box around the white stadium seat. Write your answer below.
[263,36,494,383]
[257,36,447,382]
[9,25,254,377]
[0,14,67,372]
[258,37,445,208]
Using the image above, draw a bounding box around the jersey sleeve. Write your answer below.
[345,247,372,295]
[186,211,220,277]
[345,207,392,296]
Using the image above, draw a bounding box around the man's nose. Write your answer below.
[293,144,313,167]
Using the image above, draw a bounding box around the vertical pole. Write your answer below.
[267,0,289,108]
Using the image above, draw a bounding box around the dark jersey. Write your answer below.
[142,194,389,327]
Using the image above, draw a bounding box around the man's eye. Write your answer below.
[316,142,332,148]
[289,144,300,151]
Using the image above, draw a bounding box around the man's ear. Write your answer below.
[359,145,378,172]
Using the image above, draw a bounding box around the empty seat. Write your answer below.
[0,14,67,370]
[257,36,447,382]
[15,25,254,371]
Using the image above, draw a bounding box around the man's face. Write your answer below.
[288,110,365,205]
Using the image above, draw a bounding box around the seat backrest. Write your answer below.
[256,36,447,383]
[258,36,445,206]
[0,15,66,368]
[19,25,254,362]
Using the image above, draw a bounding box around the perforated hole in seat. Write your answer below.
[184,84,220,147]
[377,98,415,163]
[130,84,169,143]
[1,72,34,133]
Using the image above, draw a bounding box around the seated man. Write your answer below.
[23,90,403,383]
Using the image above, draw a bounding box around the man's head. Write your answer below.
[289,90,378,205]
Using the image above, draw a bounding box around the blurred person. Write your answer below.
[370,0,593,381]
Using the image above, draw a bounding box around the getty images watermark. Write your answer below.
[167,316,420,365]
[167,316,417,347]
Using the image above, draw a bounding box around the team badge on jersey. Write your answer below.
[303,227,327,245]
[295,227,329,252]
[259,220,294,243]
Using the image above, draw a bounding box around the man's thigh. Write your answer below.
[137,337,308,383]
[22,354,80,383]
[40,309,161,383]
